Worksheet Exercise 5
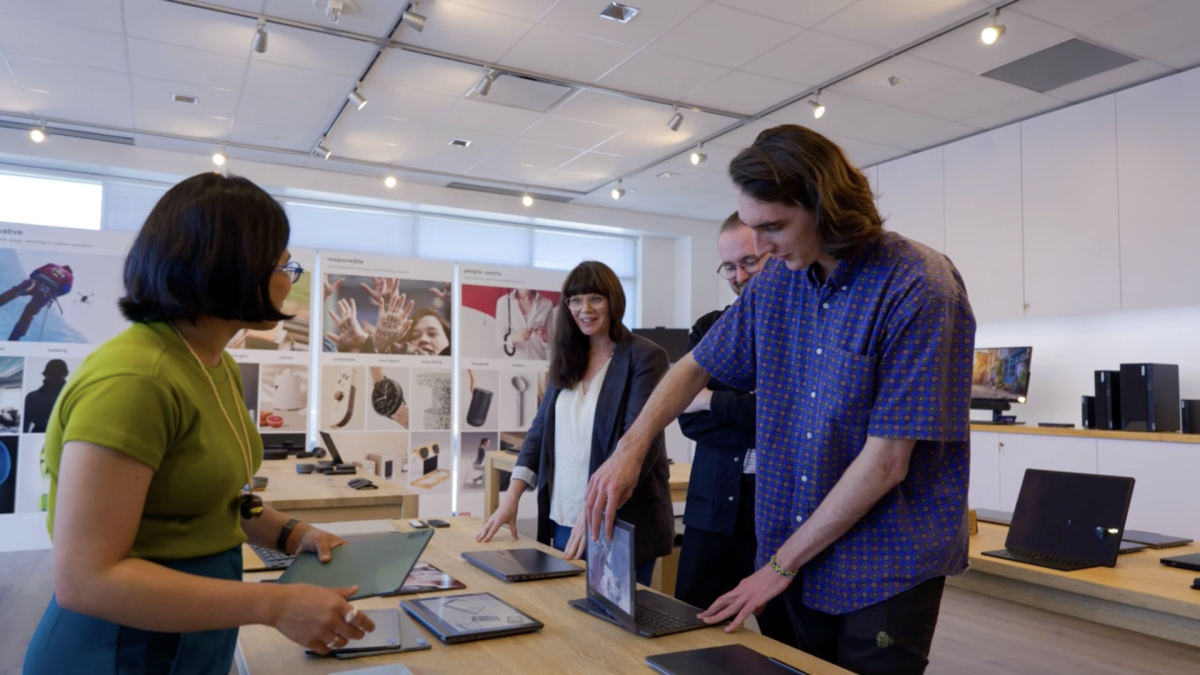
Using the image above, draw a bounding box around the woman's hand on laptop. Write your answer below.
[562,511,587,560]
[476,494,520,543]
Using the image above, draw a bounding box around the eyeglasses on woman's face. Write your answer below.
[274,260,304,283]
[566,294,607,311]
[716,253,767,280]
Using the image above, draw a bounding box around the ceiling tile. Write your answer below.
[0,57,17,89]
[828,54,972,104]
[132,133,223,156]
[0,15,127,72]
[1083,0,1200,58]
[816,0,988,49]
[439,99,544,137]
[0,0,124,34]
[331,114,430,149]
[538,168,614,191]
[498,23,638,83]
[0,85,31,114]
[540,0,705,49]
[649,4,803,69]
[396,1,535,63]
[123,0,259,58]
[25,98,133,128]
[321,134,406,164]
[9,57,131,109]
[134,106,233,139]
[741,30,887,86]
[766,91,887,136]
[715,0,857,27]
[236,93,338,129]
[825,133,909,167]
[557,151,647,176]
[962,92,1067,128]
[909,11,1075,75]
[838,107,976,151]
[664,142,740,170]
[707,118,782,149]
[262,0,404,39]
[408,125,511,156]
[127,39,249,92]
[1013,0,1166,34]
[368,50,482,98]
[223,144,315,169]
[520,116,622,151]
[226,120,320,153]
[629,108,736,142]
[252,23,379,77]
[131,76,241,119]
[466,159,549,184]
[242,60,357,103]
[447,0,559,22]
[1045,59,1175,102]
[1155,41,1200,70]
[396,146,488,176]
[897,76,1038,122]
[593,126,692,159]
[685,169,737,194]
[186,0,265,13]
[551,89,663,128]
[597,51,729,101]
[682,71,806,116]
[362,84,461,124]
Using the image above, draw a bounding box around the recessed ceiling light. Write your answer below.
[600,2,639,23]
[449,138,472,148]
[876,75,909,88]
[172,94,198,105]
[657,171,680,179]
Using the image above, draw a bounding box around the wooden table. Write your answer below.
[255,458,419,523]
[952,522,1200,646]
[235,518,851,675]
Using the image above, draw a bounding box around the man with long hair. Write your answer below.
[587,125,975,675]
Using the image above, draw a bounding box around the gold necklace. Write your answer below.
[168,322,262,519]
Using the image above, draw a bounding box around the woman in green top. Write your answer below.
[24,173,376,674]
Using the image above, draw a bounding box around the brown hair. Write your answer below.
[728,125,882,260]
[404,307,451,352]
[548,261,627,390]
[719,211,744,234]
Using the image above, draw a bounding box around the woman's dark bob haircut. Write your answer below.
[548,260,627,390]
[119,173,292,324]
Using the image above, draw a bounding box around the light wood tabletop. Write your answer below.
[969,423,1200,444]
[235,517,852,675]
[254,457,419,523]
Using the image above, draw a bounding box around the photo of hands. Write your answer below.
[408,431,452,494]
[258,365,308,431]
[367,366,410,431]
[322,275,452,356]
[459,285,560,360]
[321,365,364,431]
[461,369,497,431]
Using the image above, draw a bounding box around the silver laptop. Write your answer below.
[461,548,584,582]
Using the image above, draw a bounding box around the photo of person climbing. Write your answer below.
[0,248,126,344]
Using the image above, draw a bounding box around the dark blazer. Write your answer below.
[515,331,674,565]
[677,309,756,537]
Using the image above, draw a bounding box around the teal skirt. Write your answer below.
[23,546,242,675]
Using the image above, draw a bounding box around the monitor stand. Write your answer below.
[970,399,1023,425]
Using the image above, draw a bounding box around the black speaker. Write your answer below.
[382,459,394,480]
[1120,363,1181,432]
[1081,395,1096,429]
[1094,370,1121,431]
[467,388,493,427]
[1181,400,1200,434]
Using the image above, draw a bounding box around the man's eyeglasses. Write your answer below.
[566,295,606,311]
[274,261,304,283]
[716,254,766,280]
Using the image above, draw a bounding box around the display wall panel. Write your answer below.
[875,147,944,253]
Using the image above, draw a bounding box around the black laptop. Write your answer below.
[568,519,708,638]
[647,644,811,675]
[981,469,1135,572]
[461,548,584,582]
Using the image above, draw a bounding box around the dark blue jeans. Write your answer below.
[552,521,656,586]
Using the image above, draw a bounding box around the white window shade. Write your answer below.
[533,230,636,278]
[418,216,532,266]
[103,181,168,232]
[621,278,638,329]
[0,173,102,230]
[286,201,414,255]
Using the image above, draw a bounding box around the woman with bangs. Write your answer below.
[476,260,674,586]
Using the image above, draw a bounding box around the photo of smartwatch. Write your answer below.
[372,376,405,418]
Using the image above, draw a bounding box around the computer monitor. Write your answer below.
[971,346,1032,422]
[631,328,690,364]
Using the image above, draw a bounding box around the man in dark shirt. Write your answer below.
[25,359,69,433]
[675,212,794,647]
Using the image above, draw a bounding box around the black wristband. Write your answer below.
[277,518,301,553]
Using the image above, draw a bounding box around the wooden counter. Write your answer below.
[235,518,852,675]
[255,457,419,523]
[951,522,1200,646]
[970,423,1200,444]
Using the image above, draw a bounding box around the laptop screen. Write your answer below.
[586,519,636,627]
[1006,469,1135,566]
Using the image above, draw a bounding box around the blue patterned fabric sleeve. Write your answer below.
[690,280,758,392]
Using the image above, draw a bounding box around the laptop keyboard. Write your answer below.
[1001,547,1091,571]
[251,545,295,569]
[635,605,696,634]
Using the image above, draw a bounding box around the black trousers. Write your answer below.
[675,476,797,648]
[784,575,946,675]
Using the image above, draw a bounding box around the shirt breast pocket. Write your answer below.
[818,347,876,425]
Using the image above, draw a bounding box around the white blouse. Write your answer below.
[549,357,612,527]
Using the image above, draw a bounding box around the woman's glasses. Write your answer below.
[274,261,304,283]
[716,254,767,280]
[566,294,606,311]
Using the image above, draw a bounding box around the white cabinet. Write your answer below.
[997,434,1098,511]
[944,124,1025,323]
[1097,440,1200,541]
[969,431,1001,510]
[1116,67,1200,311]
[876,147,944,252]
[1020,96,1121,318]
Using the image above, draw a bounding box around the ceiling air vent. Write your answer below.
[446,182,575,204]
[981,39,1137,93]
[466,73,574,113]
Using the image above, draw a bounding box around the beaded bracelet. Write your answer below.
[768,554,797,578]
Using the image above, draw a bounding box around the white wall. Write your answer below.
[639,236,678,328]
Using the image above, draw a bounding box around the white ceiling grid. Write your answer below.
[0,0,1196,223]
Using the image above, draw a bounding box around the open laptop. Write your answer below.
[461,548,584,582]
[976,508,1145,555]
[568,519,708,638]
[981,469,1135,572]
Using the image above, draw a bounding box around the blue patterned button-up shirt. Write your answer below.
[691,231,975,615]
